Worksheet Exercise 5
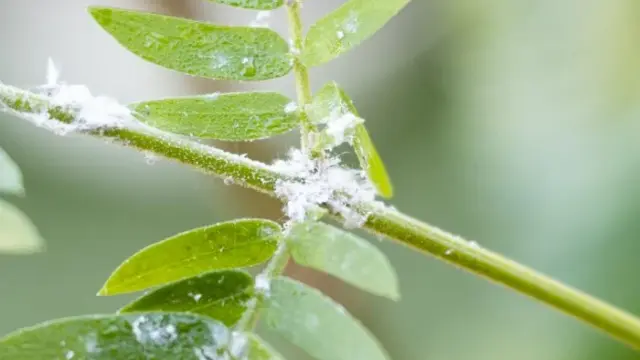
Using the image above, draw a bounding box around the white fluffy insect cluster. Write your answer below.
[31,58,137,135]
[323,110,363,148]
[272,148,376,228]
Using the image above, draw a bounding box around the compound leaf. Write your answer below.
[0,148,24,196]
[120,270,254,327]
[0,312,264,360]
[99,219,281,296]
[264,277,390,360]
[89,7,292,80]
[288,222,399,300]
[131,92,299,141]
[310,82,393,198]
[0,199,44,254]
[205,0,284,10]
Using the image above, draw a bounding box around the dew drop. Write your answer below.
[241,57,256,77]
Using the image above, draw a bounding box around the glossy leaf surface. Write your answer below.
[131,92,298,141]
[99,219,281,295]
[302,0,412,67]
[121,270,254,326]
[264,277,390,360]
[288,222,399,300]
[0,312,269,359]
[89,7,292,80]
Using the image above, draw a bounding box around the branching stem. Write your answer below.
[2,52,640,351]
[239,1,315,331]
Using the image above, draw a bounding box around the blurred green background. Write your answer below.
[2,0,640,359]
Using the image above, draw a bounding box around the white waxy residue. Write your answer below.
[254,274,271,295]
[284,101,298,114]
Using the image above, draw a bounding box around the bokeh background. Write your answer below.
[2,1,640,359]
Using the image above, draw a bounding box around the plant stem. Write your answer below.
[286,0,315,150]
[239,0,315,331]
[2,87,640,349]
[235,242,290,331]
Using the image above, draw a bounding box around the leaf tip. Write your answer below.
[87,6,113,27]
[96,286,109,296]
[377,181,393,199]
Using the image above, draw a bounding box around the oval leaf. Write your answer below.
[302,0,412,67]
[0,199,44,254]
[0,148,24,195]
[121,270,254,327]
[99,219,281,295]
[89,7,292,80]
[264,277,390,360]
[0,312,262,359]
[288,222,399,300]
[131,92,299,141]
[310,82,393,198]
[206,0,284,10]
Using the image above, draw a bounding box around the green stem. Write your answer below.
[2,86,640,349]
[286,0,315,150]
[239,0,315,331]
[235,242,290,331]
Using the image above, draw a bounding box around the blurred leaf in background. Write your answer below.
[2,1,640,359]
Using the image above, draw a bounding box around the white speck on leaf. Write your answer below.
[284,101,298,114]
[343,12,359,34]
[325,112,363,147]
[255,274,271,295]
[131,316,178,346]
[189,292,202,302]
[65,350,75,359]
[211,53,229,70]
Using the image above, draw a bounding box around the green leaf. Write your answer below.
[245,333,287,360]
[0,147,24,196]
[310,81,393,198]
[264,277,390,360]
[99,219,281,295]
[120,270,254,327]
[0,312,268,359]
[0,199,44,254]
[352,125,393,198]
[89,7,292,81]
[205,0,284,10]
[287,222,399,300]
[131,92,299,141]
[302,0,412,67]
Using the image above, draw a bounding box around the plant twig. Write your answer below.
[237,1,319,331]
[286,0,315,150]
[2,84,640,348]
